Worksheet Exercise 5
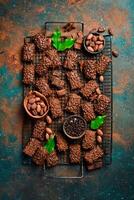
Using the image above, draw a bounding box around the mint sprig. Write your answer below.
[51,29,75,51]
[44,138,55,154]
[90,115,106,130]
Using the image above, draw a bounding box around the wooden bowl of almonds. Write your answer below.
[24,90,49,119]
[83,32,105,54]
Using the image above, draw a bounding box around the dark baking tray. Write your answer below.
[22,22,112,178]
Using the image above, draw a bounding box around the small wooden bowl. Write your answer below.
[23,90,49,119]
[63,115,87,140]
[83,32,105,54]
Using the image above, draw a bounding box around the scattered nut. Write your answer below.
[97,135,102,143]
[99,75,104,82]
[56,89,67,97]
[46,133,50,140]
[46,115,52,124]
[108,27,114,36]
[46,127,53,135]
[98,26,105,33]
[96,87,101,95]
[112,50,119,57]
[97,129,103,136]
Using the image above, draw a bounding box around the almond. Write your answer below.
[40,108,44,115]
[46,127,52,135]
[87,46,94,52]
[99,75,104,82]
[40,102,46,107]
[96,41,103,45]
[27,104,31,110]
[46,133,49,140]
[46,115,52,124]
[97,135,102,143]
[87,33,93,40]
[37,104,41,113]
[96,87,101,95]
[31,103,37,109]
[35,97,40,101]
[98,44,103,50]
[29,98,35,104]
[97,129,103,136]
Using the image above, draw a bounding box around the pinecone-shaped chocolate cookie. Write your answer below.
[34,33,51,51]
[22,42,35,62]
[23,64,35,85]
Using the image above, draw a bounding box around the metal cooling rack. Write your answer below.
[22,22,112,178]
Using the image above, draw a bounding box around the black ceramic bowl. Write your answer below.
[63,115,87,139]
[83,32,105,54]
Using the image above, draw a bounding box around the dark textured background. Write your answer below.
[0,0,134,199]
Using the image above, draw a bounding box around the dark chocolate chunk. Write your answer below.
[80,60,97,80]
[46,151,59,167]
[35,78,52,97]
[49,97,63,119]
[67,70,83,90]
[82,130,96,150]
[81,80,98,99]
[66,93,81,114]
[35,64,48,77]
[69,144,81,164]
[87,159,103,171]
[32,146,48,165]
[84,146,103,164]
[62,22,75,32]
[64,50,78,70]
[22,42,35,62]
[23,138,41,157]
[51,76,64,89]
[56,135,68,152]
[81,102,96,121]
[23,64,35,85]
[96,55,111,75]
[32,120,46,141]
[94,94,111,114]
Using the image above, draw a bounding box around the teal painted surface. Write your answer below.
[0,0,134,199]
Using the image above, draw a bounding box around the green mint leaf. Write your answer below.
[64,38,75,49]
[51,29,75,51]
[44,138,55,154]
[90,115,106,130]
